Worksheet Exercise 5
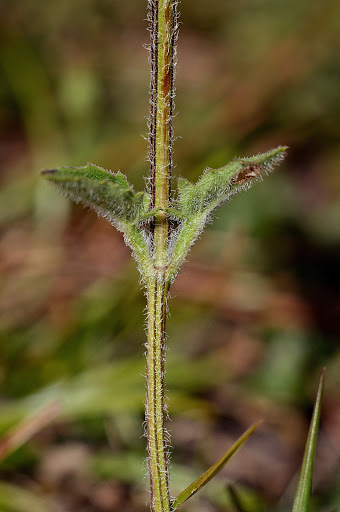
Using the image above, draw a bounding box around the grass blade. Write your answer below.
[171,420,262,510]
[0,402,60,462]
[292,367,326,512]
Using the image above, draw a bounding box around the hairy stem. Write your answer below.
[146,1,177,511]
[149,0,177,265]
[146,275,171,512]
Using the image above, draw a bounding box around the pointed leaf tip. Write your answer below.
[171,420,262,510]
[292,368,325,512]
[233,145,288,185]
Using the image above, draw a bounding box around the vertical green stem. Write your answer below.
[147,1,177,511]
[146,275,171,512]
[149,0,176,266]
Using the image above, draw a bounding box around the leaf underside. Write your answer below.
[292,368,325,512]
[171,420,262,511]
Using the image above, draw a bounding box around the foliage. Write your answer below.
[0,0,339,510]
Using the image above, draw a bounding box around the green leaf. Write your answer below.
[41,164,154,276]
[171,420,262,510]
[41,164,150,228]
[292,368,325,512]
[167,147,287,280]
[177,146,287,217]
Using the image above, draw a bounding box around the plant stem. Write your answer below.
[146,1,177,511]
[146,276,171,512]
[149,0,176,266]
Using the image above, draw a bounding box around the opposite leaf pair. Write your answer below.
[42,145,287,283]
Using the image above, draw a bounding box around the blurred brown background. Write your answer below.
[0,0,339,511]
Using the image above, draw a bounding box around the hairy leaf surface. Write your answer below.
[177,146,287,217]
[42,164,150,228]
[167,146,287,280]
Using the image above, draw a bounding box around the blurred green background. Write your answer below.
[0,0,339,510]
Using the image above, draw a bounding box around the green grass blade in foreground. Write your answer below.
[171,420,262,510]
[292,368,325,512]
